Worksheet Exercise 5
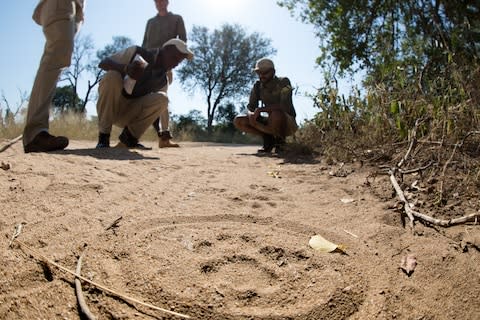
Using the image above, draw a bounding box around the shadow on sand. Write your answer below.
[52,147,160,161]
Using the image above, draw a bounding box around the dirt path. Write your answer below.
[0,141,479,319]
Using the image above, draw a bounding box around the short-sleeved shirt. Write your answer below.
[109,46,168,99]
[247,76,296,118]
[142,12,187,49]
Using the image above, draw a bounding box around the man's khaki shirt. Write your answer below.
[142,12,186,49]
[247,76,296,118]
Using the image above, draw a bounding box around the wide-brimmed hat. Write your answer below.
[163,38,194,60]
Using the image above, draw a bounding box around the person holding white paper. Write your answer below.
[95,39,193,149]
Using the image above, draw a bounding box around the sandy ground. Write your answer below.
[0,140,479,320]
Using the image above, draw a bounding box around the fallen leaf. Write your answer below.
[340,198,355,204]
[309,235,339,253]
[267,171,281,178]
[400,254,417,276]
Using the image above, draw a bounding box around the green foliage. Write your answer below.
[171,109,207,141]
[52,85,84,114]
[278,0,480,80]
[278,0,480,159]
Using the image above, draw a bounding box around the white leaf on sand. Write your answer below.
[340,198,355,204]
[400,254,417,276]
[309,235,338,253]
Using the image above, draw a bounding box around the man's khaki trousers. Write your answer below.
[96,71,169,140]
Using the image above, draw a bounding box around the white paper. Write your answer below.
[123,54,148,95]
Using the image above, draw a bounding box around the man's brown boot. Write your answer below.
[158,131,179,148]
[24,131,69,153]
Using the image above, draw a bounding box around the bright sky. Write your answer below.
[0,0,326,123]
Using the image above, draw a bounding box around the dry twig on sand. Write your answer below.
[0,135,22,153]
[11,237,191,319]
[105,216,122,231]
[75,249,96,320]
[389,170,415,230]
[388,120,421,231]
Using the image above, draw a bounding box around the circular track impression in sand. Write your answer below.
[109,216,364,319]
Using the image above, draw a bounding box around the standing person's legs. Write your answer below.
[23,17,75,152]
[154,79,179,148]
[151,81,168,134]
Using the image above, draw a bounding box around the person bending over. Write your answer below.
[95,39,193,149]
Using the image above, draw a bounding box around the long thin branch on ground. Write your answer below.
[399,161,435,175]
[75,249,96,320]
[389,170,415,230]
[389,120,422,230]
[390,171,480,227]
[12,238,191,319]
[410,210,480,227]
[0,135,22,153]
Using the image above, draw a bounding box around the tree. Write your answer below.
[212,103,238,140]
[52,85,84,114]
[277,0,480,85]
[172,109,207,138]
[0,90,28,128]
[177,24,276,133]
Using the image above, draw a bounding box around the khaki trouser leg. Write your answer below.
[23,18,75,146]
[158,84,170,132]
[97,72,168,141]
[127,92,169,139]
[96,71,125,134]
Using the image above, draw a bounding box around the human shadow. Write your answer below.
[52,147,160,161]
[237,149,321,165]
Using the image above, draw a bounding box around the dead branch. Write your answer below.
[9,223,25,247]
[75,249,96,320]
[388,119,424,231]
[399,161,435,175]
[389,170,415,230]
[0,135,22,153]
[459,131,480,146]
[12,238,191,319]
[105,216,122,231]
[411,211,480,227]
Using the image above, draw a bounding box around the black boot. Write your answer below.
[258,134,275,153]
[118,127,139,148]
[274,136,286,153]
[96,133,110,148]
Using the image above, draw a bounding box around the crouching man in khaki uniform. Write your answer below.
[95,39,193,149]
[234,58,298,153]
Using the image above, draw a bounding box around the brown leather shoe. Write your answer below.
[24,131,69,153]
[158,139,179,148]
[158,130,179,148]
